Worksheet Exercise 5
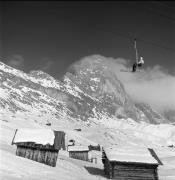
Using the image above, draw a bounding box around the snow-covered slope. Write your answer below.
[1,112,175,180]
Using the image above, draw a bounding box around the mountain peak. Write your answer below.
[65,56,166,123]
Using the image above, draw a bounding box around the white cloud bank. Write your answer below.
[117,62,175,112]
[6,54,24,70]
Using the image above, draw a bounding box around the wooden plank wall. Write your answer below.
[69,151,89,161]
[103,158,159,180]
[16,145,59,167]
[113,163,158,180]
[104,158,113,179]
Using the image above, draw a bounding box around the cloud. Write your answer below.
[36,57,54,72]
[113,62,175,112]
[118,59,174,113]
[71,54,175,113]
[6,54,24,70]
[124,72,175,112]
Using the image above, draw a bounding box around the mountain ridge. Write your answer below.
[0,59,168,125]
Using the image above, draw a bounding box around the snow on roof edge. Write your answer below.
[104,146,160,165]
[68,146,89,152]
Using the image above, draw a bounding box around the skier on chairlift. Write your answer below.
[132,39,144,72]
[120,38,144,73]
[132,56,144,72]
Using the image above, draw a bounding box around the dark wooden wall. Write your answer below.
[88,145,101,151]
[103,159,159,180]
[16,145,59,167]
[69,151,89,161]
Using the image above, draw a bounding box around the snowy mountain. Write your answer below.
[0,58,167,126]
[65,56,167,124]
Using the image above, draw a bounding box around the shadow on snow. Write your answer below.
[84,166,107,178]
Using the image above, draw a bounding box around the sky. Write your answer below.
[2,1,175,78]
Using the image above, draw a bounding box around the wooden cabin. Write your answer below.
[88,144,101,151]
[12,128,65,167]
[102,146,162,180]
[68,146,89,161]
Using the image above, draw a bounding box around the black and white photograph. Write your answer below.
[1,1,175,179]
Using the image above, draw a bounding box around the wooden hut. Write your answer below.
[88,144,101,151]
[12,128,65,167]
[102,146,162,180]
[68,146,89,161]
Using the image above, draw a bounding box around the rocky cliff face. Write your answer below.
[64,55,167,124]
[0,57,167,125]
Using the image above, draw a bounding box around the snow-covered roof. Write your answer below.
[12,128,55,145]
[104,146,159,165]
[68,146,89,152]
